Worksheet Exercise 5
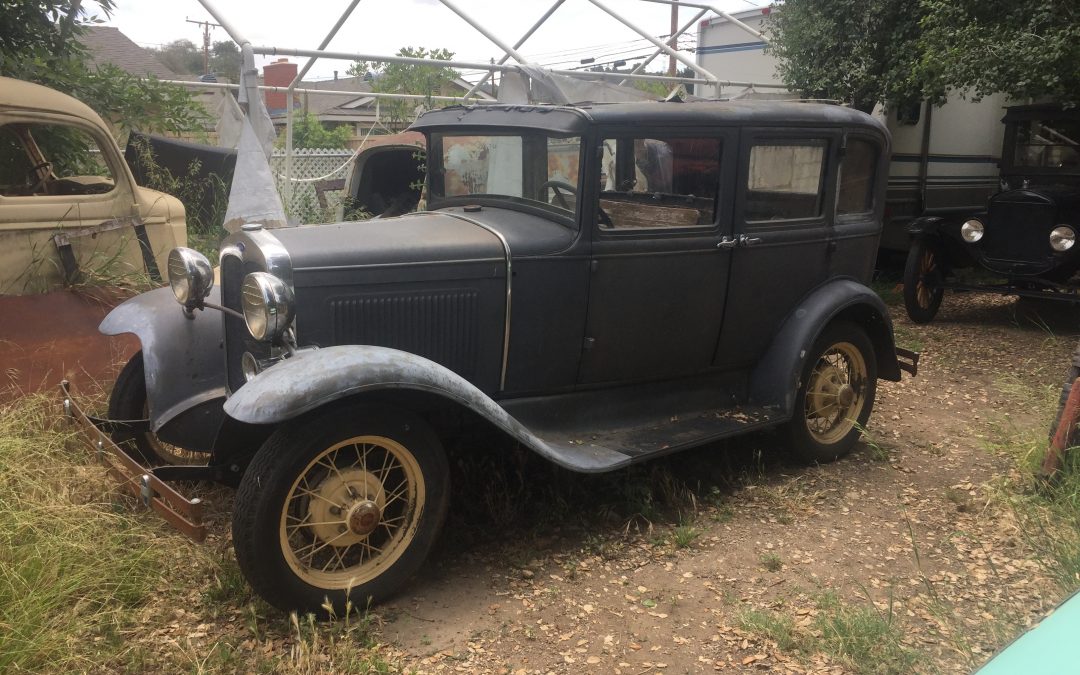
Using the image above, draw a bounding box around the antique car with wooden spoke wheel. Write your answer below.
[903,104,1080,323]
[64,100,917,615]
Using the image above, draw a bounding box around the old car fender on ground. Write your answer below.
[223,345,633,473]
[749,278,902,416]
[100,286,227,449]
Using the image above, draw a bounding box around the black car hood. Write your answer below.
[271,211,506,271]
[994,184,1080,212]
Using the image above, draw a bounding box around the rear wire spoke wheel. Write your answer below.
[788,322,877,463]
[108,351,208,466]
[903,238,945,323]
[233,404,449,616]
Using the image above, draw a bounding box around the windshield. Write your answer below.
[1014,118,1080,170]
[429,132,582,215]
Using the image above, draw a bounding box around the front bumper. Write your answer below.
[60,380,207,542]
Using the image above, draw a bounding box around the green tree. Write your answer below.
[348,46,458,128]
[763,0,925,113]
[154,38,240,82]
[286,112,351,149]
[0,0,205,136]
[917,0,1080,107]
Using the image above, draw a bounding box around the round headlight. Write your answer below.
[167,248,213,310]
[1051,226,1076,252]
[961,219,984,243]
[241,272,294,341]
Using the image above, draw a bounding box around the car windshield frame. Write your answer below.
[425,130,584,225]
[1003,115,1080,179]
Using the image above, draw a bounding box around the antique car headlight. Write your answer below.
[167,247,213,310]
[1050,226,1076,252]
[960,219,984,243]
[241,351,261,381]
[241,272,295,341]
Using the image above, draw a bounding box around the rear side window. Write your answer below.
[837,138,878,215]
[599,136,721,229]
[745,142,826,221]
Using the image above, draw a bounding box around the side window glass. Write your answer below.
[837,138,878,215]
[746,142,825,222]
[0,123,116,197]
[599,136,721,230]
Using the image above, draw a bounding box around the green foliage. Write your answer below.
[764,0,924,113]
[154,38,241,82]
[286,112,352,150]
[0,0,206,136]
[918,0,1080,107]
[348,46,458,128]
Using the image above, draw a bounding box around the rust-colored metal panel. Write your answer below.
[1,288,138,397]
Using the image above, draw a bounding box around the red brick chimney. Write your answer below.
[263,58,298,113]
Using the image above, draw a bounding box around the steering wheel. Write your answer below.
[26,161,52,194]
[537,180,577,209]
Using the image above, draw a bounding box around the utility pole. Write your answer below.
[667,0,678,77]
[185,18,222,76]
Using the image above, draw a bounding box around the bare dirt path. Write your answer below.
[366,294,1077,674]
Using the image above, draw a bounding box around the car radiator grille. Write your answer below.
[221,254,270,392]
[330,290,480,379]
[983,200,1056,263]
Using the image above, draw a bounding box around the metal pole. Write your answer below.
[637,0,766,41]
[619,8,706,86]
[254,46,517,73]
[290,0,365,88]
[584,0,717,83]
[464,0,567,100]
[668,0,677,77]
[193,0,249,47]
[435,0,529,64]
[159,79,508,103]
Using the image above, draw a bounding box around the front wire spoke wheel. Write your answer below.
[281,435,424,590]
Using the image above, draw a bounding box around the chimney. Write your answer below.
[263,58,298,113]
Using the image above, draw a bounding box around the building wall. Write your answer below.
[695,9,780,97]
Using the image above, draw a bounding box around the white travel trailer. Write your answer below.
[697,7,1008,251]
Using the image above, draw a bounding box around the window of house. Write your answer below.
[837,138,877,215]
[745,142,826,222]
[599,136,721,229]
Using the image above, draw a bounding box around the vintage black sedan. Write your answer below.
[64,100,916,615]
[903,104,1080,323]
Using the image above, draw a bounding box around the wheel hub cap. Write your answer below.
[347,500,382,536]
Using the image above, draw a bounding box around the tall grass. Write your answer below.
[0,393,167,672]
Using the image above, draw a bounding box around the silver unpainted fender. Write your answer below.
[749,278,901,416]
[100,286,227,432]
[223,345,632,473]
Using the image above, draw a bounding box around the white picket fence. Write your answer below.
[269,148,355,223]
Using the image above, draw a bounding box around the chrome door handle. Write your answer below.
[740,235,763,247]
[717,236,738,249]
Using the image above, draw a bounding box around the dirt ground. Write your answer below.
[73,292,1080,674]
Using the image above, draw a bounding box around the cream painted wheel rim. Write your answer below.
[803,341,867,445]
[279,435,424,590]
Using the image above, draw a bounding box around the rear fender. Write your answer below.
[224,345,630,473]
[749,279,901,415]
[100,286,227,448]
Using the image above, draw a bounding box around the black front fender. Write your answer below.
[224,345,632,473]
[749,279,901,415]
[100,286,227,448]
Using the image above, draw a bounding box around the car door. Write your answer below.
[578,128,736,385]
[0,115,139,294]
[714,128,841,369]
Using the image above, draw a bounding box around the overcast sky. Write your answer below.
[100,0,767,82]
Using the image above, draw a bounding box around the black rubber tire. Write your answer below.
[108,351,201,466]
[787,321,878,464]
[903,238,945,324]
[232,402,450,616]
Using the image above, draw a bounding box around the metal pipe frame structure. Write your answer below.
[194,0,792,190]
[162,79,502,104]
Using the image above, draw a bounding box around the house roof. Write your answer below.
[80,26,182,80]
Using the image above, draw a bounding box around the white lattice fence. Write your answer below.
[270,148,354,223]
